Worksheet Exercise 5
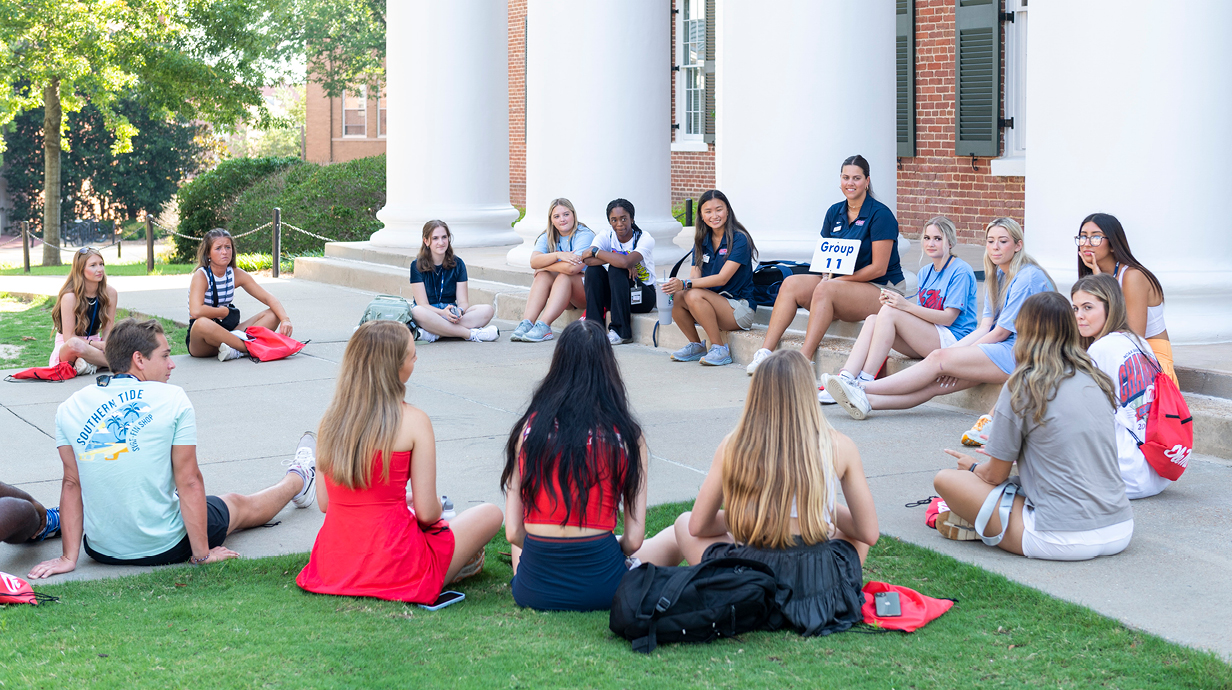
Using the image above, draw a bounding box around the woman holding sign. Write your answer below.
[746,155,905,375]
[824,218,1054,420]
[818,216,978,403]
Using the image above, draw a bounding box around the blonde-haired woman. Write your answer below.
[673,349,879,635]
[409,220,498,342]
[49,247,118,375]
[820,216,978,404]
[297,321,503,602]
[825,218,1054,420]
[511,199,596,342]
[934,292,1132,560]
[1073,274,1171,499]
[186,229,293,361]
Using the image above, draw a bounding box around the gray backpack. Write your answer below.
[358,294,419,336]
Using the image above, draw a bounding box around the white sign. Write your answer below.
[809,237,861,275]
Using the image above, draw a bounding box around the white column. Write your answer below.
[715,0,897,261]
[1026,2,1232,343]
[371,0,520,249]
[507,0,679,267]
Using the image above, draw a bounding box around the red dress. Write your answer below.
[296,450,455,603]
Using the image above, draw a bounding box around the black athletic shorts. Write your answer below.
[84,495,231,566]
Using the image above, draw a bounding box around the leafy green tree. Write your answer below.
[0,0,296,265]
[297,0,387,98]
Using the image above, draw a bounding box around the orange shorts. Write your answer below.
[1147,338,1179,388]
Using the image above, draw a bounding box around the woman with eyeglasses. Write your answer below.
[1075,213,1177,386]
[49,247,118,376]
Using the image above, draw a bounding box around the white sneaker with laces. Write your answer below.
[284,432,317,509]
[817,386,837,404]
[217,342,245,361]
[607,329,622,345]
[746,348,772,375]
[418,328,440,343]
[823,373,872,420]
[468,325,499,342]
[74,358,98,376]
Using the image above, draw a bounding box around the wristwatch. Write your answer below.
[589,246,599,259]
[683,279,693,290]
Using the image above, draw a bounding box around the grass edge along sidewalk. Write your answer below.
[3,502,1228,690]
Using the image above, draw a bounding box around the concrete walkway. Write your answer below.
[1,274,1229,662]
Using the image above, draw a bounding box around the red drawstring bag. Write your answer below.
[924,497,946,529]
[4,361,77,383]
[243,326,308,362]
[861,581,953,632]
[1127,342,1193,481]
[0,571,59,605]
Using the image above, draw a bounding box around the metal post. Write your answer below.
[684,198,693,228]
[115,221,121,259]
[22,221,30,273]
[145,217,154,274]
[272,207,281,278]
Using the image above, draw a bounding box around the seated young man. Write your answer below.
[28,318,316,579]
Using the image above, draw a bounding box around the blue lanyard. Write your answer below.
[920,256,953,298]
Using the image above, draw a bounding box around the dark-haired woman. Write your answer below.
[747,155,905,375]
[933,292,1133,561]
[1073,274,1171,499]
[186,229,292,361]
[410,220,498,343]
[1076,213,1177,386]
[661,190,758,367]
[502,320,681,611]
[583,199,657,345]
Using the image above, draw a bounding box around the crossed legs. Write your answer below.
[933,469,1026,555]
[841,306,944,377]
[412,305,496,338]
[57,337,108,369]
[188,309,278,357]
[859,346,1008,411]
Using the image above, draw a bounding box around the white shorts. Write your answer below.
[935,324,958,349]
[1020,505,1133,561]
[49,333,102,366]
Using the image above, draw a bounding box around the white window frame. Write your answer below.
[378,91,387,139]
[672,0,708,152]
[992,0,1026,176]
[342,86,368,138]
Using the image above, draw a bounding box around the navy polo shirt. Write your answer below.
[821,195,904,285]
[409,257,468,307]
[698,230,755,303]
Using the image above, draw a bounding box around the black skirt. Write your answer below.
[702,537,864,636]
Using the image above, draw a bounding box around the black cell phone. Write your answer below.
[874,591,902,617]
[418,590,465,611]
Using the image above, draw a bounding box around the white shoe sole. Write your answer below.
[824,374,867,420]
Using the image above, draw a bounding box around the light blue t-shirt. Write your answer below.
[978,264,1055,374]
[916,256,978,340]
[55,377,197,559]
[532,224,596,256]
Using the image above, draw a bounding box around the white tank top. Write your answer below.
[789,478,838,538]
[1115,264,1166,338]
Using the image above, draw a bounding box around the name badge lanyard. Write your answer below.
[919,255,954,301]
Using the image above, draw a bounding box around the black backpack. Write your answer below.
[609,558,790,654]
[751,261,813,307]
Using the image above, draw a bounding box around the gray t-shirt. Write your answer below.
[984,371,1132,532]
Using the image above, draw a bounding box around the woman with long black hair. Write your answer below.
[502,320,680,611]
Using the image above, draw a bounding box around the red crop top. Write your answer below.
[519,419,627,532]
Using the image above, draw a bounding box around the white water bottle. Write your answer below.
[440,496,456,521]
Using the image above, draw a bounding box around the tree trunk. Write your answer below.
[41,79,62,266]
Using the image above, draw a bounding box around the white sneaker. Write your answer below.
[607,329,622,345]
[417,328,440,343]
[468,325,499,342]
[217,342,245,361]
[817,386,837,404]
[74,358,97,376]
[823,373,872,420]
[746,348,772,375]
[284,432,317,509]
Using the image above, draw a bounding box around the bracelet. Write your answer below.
[968,463,978,473]
[190,554,209,565]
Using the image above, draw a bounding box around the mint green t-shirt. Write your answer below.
[55,377,197,559]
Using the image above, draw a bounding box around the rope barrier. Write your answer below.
[15,217,343,252]
[280,222,339,243]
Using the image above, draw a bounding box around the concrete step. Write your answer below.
[295,249,1232,460]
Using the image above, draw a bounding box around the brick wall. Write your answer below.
[668,2,716,210]
[508,0,527,209]
[896,0,1024,244]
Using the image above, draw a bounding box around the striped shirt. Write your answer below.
[196,266,235,307]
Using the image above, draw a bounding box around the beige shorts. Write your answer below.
[724,296,756,330]
[878,280,907,296]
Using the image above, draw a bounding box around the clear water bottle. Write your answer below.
[440,496,456,521]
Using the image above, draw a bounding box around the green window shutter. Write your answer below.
[703,0,715,144]
[896,0,915,157]
[954,0,1000,157]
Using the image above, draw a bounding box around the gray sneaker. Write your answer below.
[510,319,534,341]
[670,341,707,362]
[700,344,733,366]
[521,321,554,342]
[284,432,317,508]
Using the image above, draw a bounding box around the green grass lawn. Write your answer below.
[0,262,196,276]
[3,502,1228,689]
[0,295,188,369]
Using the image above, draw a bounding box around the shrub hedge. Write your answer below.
[173,156,303,262]
[227,155,386,257]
